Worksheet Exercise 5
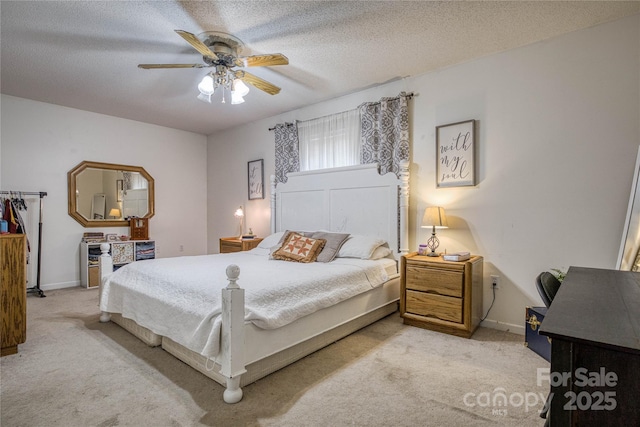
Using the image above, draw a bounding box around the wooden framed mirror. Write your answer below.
[68,161,155,227]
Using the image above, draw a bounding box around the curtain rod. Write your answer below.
[0,191,48,198]
[267,92,414,131]
[268,122,294,132]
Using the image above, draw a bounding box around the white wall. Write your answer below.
[208,14,640,332]
[1,95,208,290]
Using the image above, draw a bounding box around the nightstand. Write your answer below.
[219,237,263,253]
[400,253,483,338]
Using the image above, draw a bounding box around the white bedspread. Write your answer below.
[100,250,395,357]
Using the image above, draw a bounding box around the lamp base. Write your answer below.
[426,233,440,257]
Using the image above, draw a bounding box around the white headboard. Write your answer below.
[270,163,409,257]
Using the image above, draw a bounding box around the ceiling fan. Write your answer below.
[138,30,288,101]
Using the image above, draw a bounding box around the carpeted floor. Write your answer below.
[1,287,549,426]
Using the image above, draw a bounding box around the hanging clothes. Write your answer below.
[3,197,31,260]
[13,199,27,235]
[3,198,18,233]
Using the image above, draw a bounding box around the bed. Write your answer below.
[98,162,410,403]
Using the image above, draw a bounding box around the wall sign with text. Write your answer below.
[436,119,477,187]
[248,159,265,200]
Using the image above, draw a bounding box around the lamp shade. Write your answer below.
[109,208,121,218]
[231,91,245,105]
[234,206,244,218]
[198,74,215,95]
[421,207,448,228]
[232,79,250,97]
[197,92,213,104]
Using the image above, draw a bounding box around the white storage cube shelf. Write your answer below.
[80,240,155,288]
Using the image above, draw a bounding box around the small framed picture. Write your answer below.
[106,233,119,242]
[248,159,264,200]
[116,179,124,202]
[436,119,477,188]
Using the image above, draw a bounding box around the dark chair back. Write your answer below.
[536,272,561,308]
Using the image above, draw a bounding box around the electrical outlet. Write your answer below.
[179,244,184,252]
[491,275,500,289]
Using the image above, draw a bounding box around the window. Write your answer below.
[297,109,360,171]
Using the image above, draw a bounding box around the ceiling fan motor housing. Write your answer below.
[201,32,243,67]
[203,43,236,67]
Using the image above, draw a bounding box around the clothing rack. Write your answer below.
[1,190,48,297]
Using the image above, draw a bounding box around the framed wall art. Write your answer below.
[436,119,477,188]
[248,159,264,200]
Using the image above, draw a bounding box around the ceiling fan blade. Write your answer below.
[237,53,289,68]
[138,63,205,69]
[237,71,281,95]
[174,30,219,60]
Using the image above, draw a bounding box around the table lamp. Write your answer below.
[109,208,121,219]
[421,206,448,256]
[234,206,244,238]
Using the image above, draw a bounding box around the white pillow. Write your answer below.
[336,235,387,259]
[258,232,285,249]
[369,244,392,260]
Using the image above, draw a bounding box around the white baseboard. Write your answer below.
[480,318,525,335]
[39,281,81,291]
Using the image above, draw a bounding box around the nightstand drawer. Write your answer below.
[406,290,462,323]
[405,264,463,297]
[220,241,242,253]
[219,237,263,253]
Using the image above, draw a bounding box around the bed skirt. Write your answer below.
[111,312,162,346]
[162,300,398,387]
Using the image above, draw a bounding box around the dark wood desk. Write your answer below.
[539,266,640,426]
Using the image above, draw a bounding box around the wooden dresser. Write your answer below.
[400,253,483,338]
[539,267,640,426]
[219,237,263,253]
[1,234,27,356]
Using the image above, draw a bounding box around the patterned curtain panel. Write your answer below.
[274,123,301,184]
[359,92,410,177]
[122,172,132,190]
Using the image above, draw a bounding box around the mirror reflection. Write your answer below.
[68,161,154,227]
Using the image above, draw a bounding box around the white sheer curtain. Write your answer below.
[298,109,361,171]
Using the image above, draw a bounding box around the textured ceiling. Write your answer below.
[1,1,638,135]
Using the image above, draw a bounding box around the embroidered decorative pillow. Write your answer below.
[272,232,326,263]
[268,230,310,255]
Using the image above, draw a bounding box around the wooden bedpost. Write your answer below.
[219,264,247,403]
[270,175,277,234]
[98,243,112,323]
[399,160,410,256]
